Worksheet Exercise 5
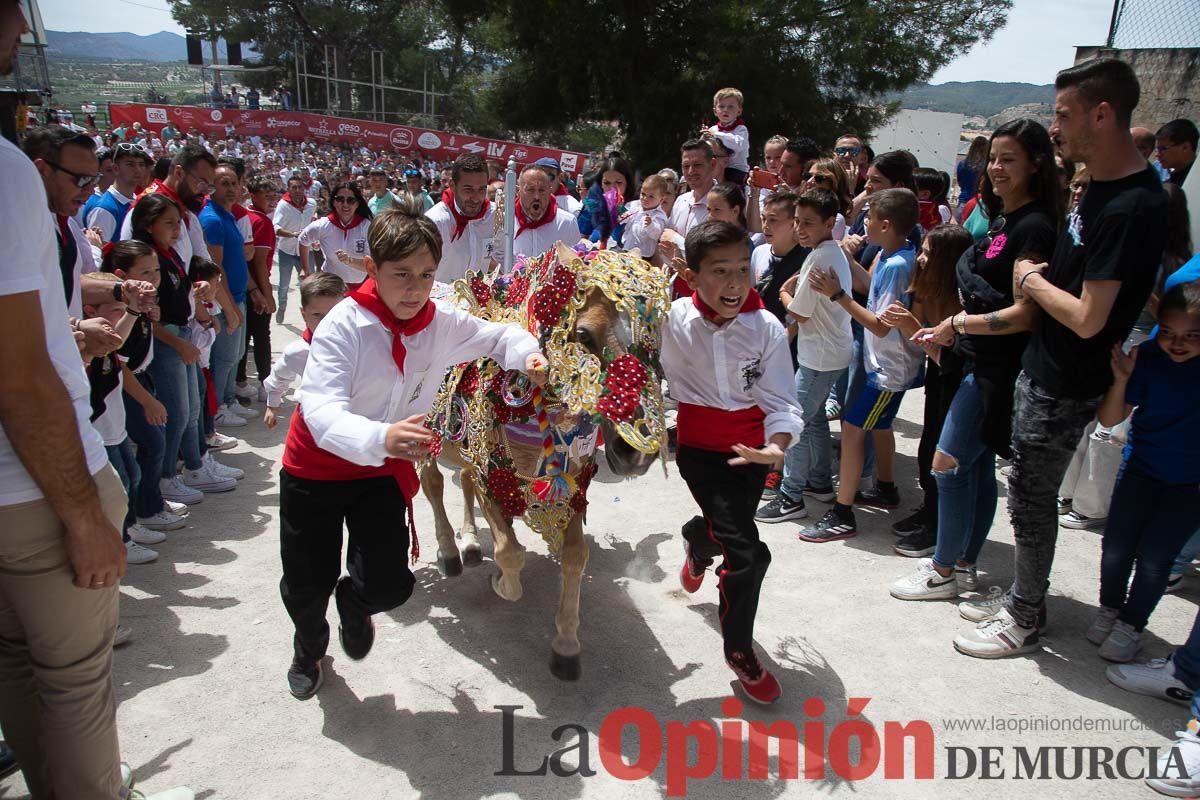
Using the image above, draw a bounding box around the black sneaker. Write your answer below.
[761,470,782,501]
[797,509,857,543]
[855,484,900,509]
[803,483,836,503]
[893,526,937,557]
[891,506,928,535]
[339,614,375,660]
[756,495,807,523]
[1057,496,1072,515]
[287,656,324,700]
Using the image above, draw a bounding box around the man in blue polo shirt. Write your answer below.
[200,163,251,429]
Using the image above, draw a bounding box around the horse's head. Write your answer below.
[571,287,659,477]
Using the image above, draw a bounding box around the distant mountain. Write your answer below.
[44,30,227,62]
[888,81,1056,118]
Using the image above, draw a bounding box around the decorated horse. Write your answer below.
[420,242,669,679]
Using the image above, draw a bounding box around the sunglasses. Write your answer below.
[1155,142,1180,153]
[834,146,862,157]
[113,142,150,159]
[333,195,357,203]
[803,173,833,184]
[45,160,100,188]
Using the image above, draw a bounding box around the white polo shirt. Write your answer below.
[273,196,317,257]
[426,200,495,283]
[511,206,579,265]
[299,215,371,284]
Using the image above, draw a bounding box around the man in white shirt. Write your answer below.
[511,164,579,263]
[534,156,583,217]
[87,141,151,243]
[425,153,494,282]
[670,139,720,237]
[273,175,317,321]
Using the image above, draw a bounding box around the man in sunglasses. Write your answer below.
[1155,118,1197,187]
[834,134,867,193]
[86,142,151,244]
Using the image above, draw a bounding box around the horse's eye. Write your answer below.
[575,327,593,347]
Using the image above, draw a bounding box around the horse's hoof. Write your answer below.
[462,546,484,568]
[437,554,463,577]
[549,651,581,681]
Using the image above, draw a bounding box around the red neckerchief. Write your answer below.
[285,193,307,211]
[553,184,568,197]
[327,212,365,234]
[348,277,436,374]
[514,198,557,235]
[55,213,70,243]
[301,328,313,344]
[441,188,491,242]
[141,179,190,230]
[154,244,186,279]
[715,116,746,133]
[692,289,765,322]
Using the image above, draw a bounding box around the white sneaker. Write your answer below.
[1106,657,1194,706]
[159,476,203,505]
[125,540,158,564]
[163,499,190,517]
[890,559,960,601]
[234,382,257,400]
[181,465,236,493]
[1087,606,1121,645]
[203,451,244,480]
[114,626,133,648]
[130,787,195,800]
[136,510,186,531]
[954,564,979,593]
[1100,620,1142,663]
[127,523,167,545]
[214,406,248,428]
[228,401,257,418]
[257,383,268,402]
[1147,722,1200,797]
[953,607,1040,659]
[205,431,238,451]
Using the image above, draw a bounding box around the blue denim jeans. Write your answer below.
[1169,609,1200,720]
[147,325,203,477]
[1172,528,1200,575]
[841,329,875,481]
[105,438,138,541]
[210,301,248,408]
[780,365,845,500]
[277,252,302,318]
[122,372,166,518]
[932,372,997,569]
[1099,463,1200,631]
[188,362,210,454]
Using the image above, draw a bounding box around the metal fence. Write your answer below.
[1107,0,1200,49]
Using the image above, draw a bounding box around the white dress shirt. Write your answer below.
[660,297,803,447]
[425,200,495,283]
[669,189,710,237]
[511,206,579,264]
[619,200,669,257]
[263,337,309,408]
[556,193,583,217]
[300,297,540,467]
[299,216,371,283]
[273,197,317,257]
[86,186,136,243]
[119,200,209,267]
[56,214,98,320]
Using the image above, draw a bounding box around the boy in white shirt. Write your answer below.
[663,219,804,705]
[757,189,854,523]
[263,273,347,429]
[619,174,670,257]
[278,208,548,700]
[706,87,750,185]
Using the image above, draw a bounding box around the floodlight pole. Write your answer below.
[504,157,517,274]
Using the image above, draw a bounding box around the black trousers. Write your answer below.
[676,445,771,658]
[279,470,415,661]
[236,305,272,384]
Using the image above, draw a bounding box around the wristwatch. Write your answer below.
[829,289,846,302]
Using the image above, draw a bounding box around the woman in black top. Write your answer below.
[894,119,1062,600]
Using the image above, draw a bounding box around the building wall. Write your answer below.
[1074,46,1199,129]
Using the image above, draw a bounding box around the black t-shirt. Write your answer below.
[972,203,1057,297]
[1023,166,1167,400]
[119,315,153,372]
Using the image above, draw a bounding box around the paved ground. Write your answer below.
[4,279,1198,800]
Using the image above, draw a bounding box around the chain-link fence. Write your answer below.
[1107,0,1200,49]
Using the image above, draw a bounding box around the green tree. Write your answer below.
[481,0,1012,169]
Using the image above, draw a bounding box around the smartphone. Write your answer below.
[750,168,781,190]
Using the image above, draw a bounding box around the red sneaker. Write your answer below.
[727,649,782,705]
[679,543,705,594]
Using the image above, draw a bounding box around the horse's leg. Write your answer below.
[550,513,588,681]
[419,460,463,577]
[459,468,483,567]
[477,495,525,602]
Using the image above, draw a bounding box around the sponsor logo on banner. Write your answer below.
[390,128,413,149]
[146,107,168,124]
[210,110,223,122]
[560,153,578,173]
[337,122,362,135]
[418,132,441,149]
[267,117,301,129]
[514,148,529,160]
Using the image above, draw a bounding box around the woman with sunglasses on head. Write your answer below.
[894,119,1061,605]
[803,157,853,241]
[298,182,374,289]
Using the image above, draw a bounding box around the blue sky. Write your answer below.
[37,0,1116,85]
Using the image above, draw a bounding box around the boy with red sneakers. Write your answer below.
[662,219,804,704]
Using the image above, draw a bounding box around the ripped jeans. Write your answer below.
[931,372,997,570]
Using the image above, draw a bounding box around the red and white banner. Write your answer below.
[107,103,587,175]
